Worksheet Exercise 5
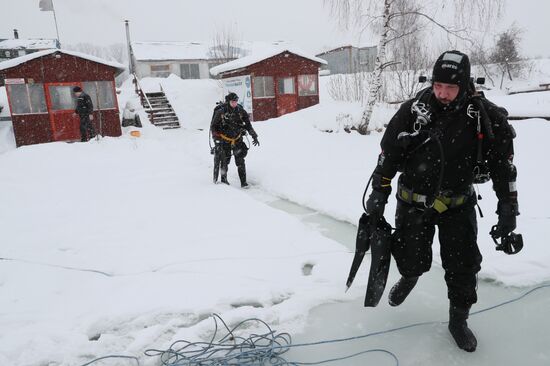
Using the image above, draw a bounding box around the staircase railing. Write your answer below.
[133,73,155,124]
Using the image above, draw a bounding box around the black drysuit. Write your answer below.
[75,92,95,142]
[210,103,257,185]
[375,89,518,307]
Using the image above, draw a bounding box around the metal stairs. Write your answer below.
[142,91,180,129]
[133,74,180,129]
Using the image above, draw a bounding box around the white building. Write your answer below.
[132,41,292,79]
[0,30,59,62]
[132,41,221,79]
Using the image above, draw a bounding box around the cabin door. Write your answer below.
[276,76,297,117]
[45,83,82,141]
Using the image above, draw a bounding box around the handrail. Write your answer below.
[133,73,153,111]
[133,73,155,124]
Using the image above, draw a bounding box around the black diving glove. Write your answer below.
[490,200,519,238]
[365,173,392,219]
[252,136,260,146]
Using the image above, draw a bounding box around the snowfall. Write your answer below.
[0,62,549,366]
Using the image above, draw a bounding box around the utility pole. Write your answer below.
[124,20,136,75]
[39,0,61,47]
[51,0,61,48]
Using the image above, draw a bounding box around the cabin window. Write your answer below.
[49,85,77,111]
[83,81,116,110]
[97,81,116,109]
[29,84,47,113]
[253,76,275,98]
[150,64,171,78]
[7,83,47,114]
[278,77,295,95]
[298,75,318,96]
[180,63,200,79]
[82,82,97,109]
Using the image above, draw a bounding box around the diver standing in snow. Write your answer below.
[211,92,259,188]
[364,50,520,352]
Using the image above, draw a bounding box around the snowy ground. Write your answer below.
[1,74,549,365]
[0,134,354,365]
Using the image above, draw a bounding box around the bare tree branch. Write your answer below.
[401,11,473,44]
[210,24,242,62]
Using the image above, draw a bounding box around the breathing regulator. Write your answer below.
[413,75,492,184]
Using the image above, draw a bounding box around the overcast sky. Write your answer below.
[1,0,549,58]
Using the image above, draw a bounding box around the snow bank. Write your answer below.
[472,58,550,92]
[127,75,224,130]
[485,90,550,118]
[0,86,8,117]
[0,86,16,153]
[0,123,16,153]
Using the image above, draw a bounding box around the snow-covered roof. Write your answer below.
[133,41,214,61]
[210,47,328,76]
[316,44,377,57]
[0,38,58,50]
[0,49,125,75]
[132,40,296,62]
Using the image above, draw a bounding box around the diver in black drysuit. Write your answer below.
[365,50,519,352]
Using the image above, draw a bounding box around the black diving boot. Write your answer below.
[238,165,248,188]
[220,174,230,185]
[388,276,419,306]
[448,304,477,352]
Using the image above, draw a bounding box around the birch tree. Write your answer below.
[324,0,504,135]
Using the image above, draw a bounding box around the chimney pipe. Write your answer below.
[125,20,136,75]
[13,29,19,39]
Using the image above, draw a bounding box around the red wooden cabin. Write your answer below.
[210,49,326,121]
[0,49,124,147]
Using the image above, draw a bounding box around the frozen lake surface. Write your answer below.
[264,198,550,366]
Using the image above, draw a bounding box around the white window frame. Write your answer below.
[253,76,275,99]
[48,85,78,111]
[278,77,295,95]
[298,74,318,96]
[180,63,200,79]
[83,81,117,110]
[150,64,171,78]
[7,83,47,115]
